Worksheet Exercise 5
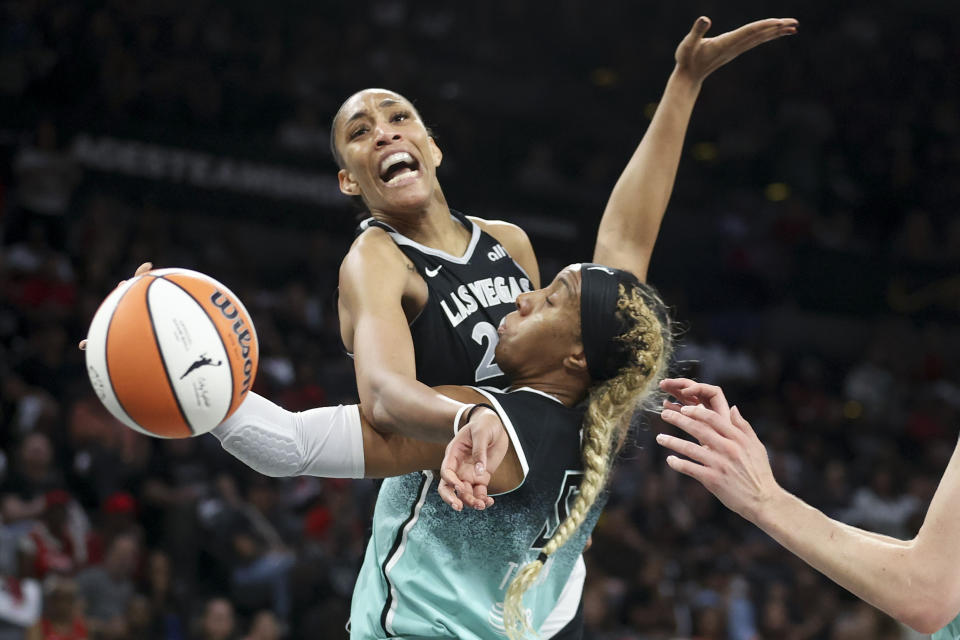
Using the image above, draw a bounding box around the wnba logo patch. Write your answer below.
[487,244,508,262]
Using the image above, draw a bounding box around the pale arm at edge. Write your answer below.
[754,440,960,633]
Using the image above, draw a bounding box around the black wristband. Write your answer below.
[463,402,497,427]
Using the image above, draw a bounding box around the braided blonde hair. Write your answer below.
[502,282,672,639]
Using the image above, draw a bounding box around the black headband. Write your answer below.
[579,263,639,382]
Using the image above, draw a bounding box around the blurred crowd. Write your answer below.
[1,0,959,639]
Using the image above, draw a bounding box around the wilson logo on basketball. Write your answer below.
[210,291,255,395]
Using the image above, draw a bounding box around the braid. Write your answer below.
[502,284,672,639]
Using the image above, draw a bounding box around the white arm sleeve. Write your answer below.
[210,392,365,479]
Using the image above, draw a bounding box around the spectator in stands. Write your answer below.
[20,490,88,579]
[195,598,236,640]
[36,576,88,640]
[74,532,139,638]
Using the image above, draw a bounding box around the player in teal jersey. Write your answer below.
[349,263,671,639]
[202,263,669,638]
[657,379,960,638]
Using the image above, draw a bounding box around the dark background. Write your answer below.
[0,1,958,639]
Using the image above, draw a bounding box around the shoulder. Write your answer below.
[467,216,532,253]
[340,226,410,282]
[468,216,540,287]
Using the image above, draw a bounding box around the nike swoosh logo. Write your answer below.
[425,265,442,277]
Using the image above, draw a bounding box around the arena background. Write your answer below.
[1,1,958,639]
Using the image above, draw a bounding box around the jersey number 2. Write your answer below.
[472,321,504,382]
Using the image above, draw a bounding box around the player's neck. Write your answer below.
[509,374,588,408]
[373,190,469,255]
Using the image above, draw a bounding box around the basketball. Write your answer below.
[84,268,259,438]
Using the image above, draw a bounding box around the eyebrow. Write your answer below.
[557,275,574,297]
[344,99,403,125]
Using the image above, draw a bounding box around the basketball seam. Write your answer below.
[103,279,143,432]
[158,274,236,422]
[146,277,196,435]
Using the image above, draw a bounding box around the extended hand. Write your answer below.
[675,16,798,84]
[78,261,153,350]
[656,379,779,522]
[438,407,509,512]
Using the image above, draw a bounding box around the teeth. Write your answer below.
[380,151,414,175]
[385,168,419,185]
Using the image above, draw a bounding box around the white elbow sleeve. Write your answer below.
[211,392,364,479]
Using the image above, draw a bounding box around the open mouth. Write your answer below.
[379,151,421,186]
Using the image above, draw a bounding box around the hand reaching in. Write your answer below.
[656,379,780,522]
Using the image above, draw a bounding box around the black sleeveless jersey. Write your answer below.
[356,211,534,389]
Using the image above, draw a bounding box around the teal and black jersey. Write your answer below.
[350,387,604,639]
[933,614,960,640]
[357,211,533,388]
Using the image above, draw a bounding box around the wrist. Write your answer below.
[669,66,705,94]
[457,403,498,432]
[750,481,789,531]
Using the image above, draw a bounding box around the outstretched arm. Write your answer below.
[593,17,797,281]
[656,378,960,634]
[210,384,503,480]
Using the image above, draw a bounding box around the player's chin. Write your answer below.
[377,182,431,209]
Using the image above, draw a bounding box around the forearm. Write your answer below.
[362,370,466,442]
[212,392,365,479]
[755,488,938,630]
[594,68,701,277]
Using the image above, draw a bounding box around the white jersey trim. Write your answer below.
[359,215,481,264]
[383,470,435,634]
[471,387,530,495]
[540,554,585,638]
[511,386,564,405]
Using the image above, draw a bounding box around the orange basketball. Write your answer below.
[84,268,259,438]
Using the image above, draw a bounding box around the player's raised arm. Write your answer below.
[593,17,797,281]
[657,378,960,634]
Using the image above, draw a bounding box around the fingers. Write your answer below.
[439,466,489,511]
[473,482,490,508]
[665,454,712,484]
[438,476,463,512]
[663,380,730,417]
[471,429,489,476]
[727,18,798,39]
[655,433,720,467]
[662,399,684,412]
[722,18,798,52]
[134,262,153,277]
[659,378,697,404]
[692,15,711,38]
[78,339,87,351]
[730,405,755,437]
[660,405,739,448]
